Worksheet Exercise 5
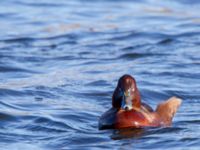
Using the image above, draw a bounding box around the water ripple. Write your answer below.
[0,0,199,149]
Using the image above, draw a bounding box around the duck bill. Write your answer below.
[121,95,133,111]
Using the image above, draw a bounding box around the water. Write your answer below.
[0,0,199,149]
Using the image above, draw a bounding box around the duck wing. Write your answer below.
[98,108,118,130]
[155,96,182,126]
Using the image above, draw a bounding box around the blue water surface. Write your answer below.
[0,0,199,149]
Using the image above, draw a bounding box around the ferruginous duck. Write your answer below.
[99,74,182,130]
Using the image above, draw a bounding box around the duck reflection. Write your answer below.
[111,128,145,140]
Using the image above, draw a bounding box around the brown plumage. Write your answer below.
[99,74,182,130]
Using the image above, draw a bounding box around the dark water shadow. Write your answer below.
[111,128,145,140]
[110,126,184,140]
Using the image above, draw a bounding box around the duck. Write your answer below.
[99,74,182,130]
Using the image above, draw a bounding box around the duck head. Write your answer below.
[112,74,141,111]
